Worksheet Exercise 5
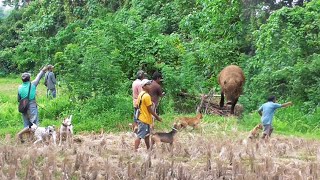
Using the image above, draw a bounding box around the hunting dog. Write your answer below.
[248,123,263,139]
[176,113,203,129]
[29,124,57,145]
[151,123,180,150]
[59,115,74,146]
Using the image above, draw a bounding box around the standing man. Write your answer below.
[17,66,49,143]
[132,70,146,132]
[134,79,162,152]
[258,95,292,139]
[44,64,56,98]
[149,71,165,115]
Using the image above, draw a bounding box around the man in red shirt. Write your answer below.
[132,70,146,132]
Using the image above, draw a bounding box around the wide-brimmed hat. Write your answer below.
[141,79,152,87]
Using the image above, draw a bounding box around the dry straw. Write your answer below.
[0,126,319,179]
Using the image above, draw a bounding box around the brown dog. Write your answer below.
[151,123,180,149]
[176,113,203,129]
[248,123,263,139]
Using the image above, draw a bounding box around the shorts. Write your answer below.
[136,120,150,139]
[22,101,39,128]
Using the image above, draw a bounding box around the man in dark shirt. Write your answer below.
[44,64,56,98]
[149,71,165,115]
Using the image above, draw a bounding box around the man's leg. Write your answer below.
[262,124,271,139]
[269,126,274,137]
[134,138,141,151]
[17,113,32,143]
[144,135,150,150]
[29,103,39,125]
[28,103,39,141]
[51,88,56,98]
[47,89,50,98]
[135,120,150,150]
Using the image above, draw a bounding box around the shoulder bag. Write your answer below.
[18,83,31,113]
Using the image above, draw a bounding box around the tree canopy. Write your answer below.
[0,0,319,118]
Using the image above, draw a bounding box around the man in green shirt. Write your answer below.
[17,66,48,143]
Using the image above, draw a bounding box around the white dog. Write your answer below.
[29,124,57,145]
[59,115,74,146]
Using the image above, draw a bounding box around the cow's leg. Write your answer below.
[230,97,239,114]
[219,91,225,108]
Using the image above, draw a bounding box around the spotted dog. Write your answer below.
[29,124,57,145]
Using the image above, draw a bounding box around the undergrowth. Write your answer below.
[0,77,320,139]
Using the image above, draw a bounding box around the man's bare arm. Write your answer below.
[147,105,162,122]
[281,101,293,108]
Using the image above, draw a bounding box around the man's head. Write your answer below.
[267,95,276,102]
[141,79,152,92]
[48,64,54,71]
[152,71,163,83]
[136,70,146,80]
[21,73,31,82]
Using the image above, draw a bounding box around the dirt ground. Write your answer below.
[1,124,320,180]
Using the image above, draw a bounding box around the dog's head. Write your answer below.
[29,123,38,132]
[62,115,73,126]
[256,124,263,130]
[46,125,56,135]
[173,122,182,130]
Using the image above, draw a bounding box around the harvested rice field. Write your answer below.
[1,121,320,180]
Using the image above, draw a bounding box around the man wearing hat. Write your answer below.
[131,70,147,132]
[17,66,49,143]
[44,64,56,98]
[134,79,162,151]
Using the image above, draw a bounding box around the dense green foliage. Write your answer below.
[0,0,319,135]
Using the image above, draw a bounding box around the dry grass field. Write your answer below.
[0,123,319,180]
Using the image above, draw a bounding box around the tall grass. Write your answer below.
[1,77,320,139]
[0,77,72,136]
[239,104,320,138]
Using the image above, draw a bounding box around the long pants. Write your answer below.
[47,88,56,98]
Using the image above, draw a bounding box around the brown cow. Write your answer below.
[218,65,245,114]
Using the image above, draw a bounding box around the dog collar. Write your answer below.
[62,123,72,127]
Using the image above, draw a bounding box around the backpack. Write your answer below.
[134,93,146,120]
[18,83,31,113]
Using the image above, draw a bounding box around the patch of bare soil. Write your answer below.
[0,126,320,180]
